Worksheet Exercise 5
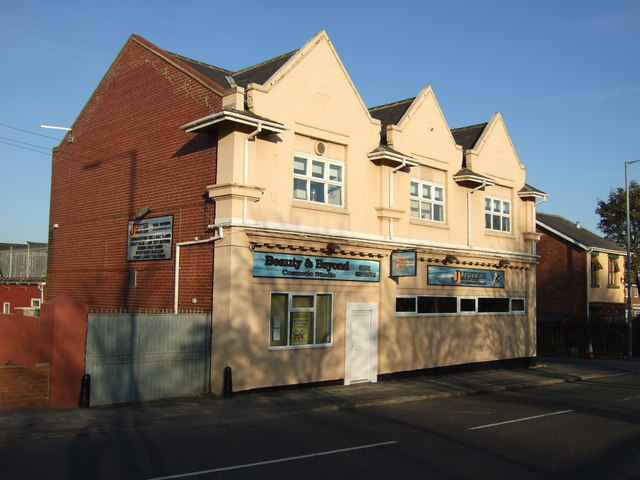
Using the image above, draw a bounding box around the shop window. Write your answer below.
[485,196,511,233]
[460,298,477,312]
[478,297,510,313]
[293,153,344,207]
[410,179,445,222]
[608,256,620,287]
[396,295,523,315]
[270,293,333,348]
[511,298,526,313]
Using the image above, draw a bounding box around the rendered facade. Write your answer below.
[47,31,547,394]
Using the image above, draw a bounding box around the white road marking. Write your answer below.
[148,441,398,479]
[469,409,574,430]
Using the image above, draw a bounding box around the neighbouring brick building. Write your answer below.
[0,242,47,315]
[47,31,547,394]
[536,212,626,323]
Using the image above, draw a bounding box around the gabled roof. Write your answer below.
[451,123,488,151]
[368,98,415,127]
[536,212,625,254]
[170,50,298,90]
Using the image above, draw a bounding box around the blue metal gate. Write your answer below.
[85,313,211,406]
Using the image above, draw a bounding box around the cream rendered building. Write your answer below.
[182,31,547,393]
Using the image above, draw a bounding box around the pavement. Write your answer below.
[1,356,640,444]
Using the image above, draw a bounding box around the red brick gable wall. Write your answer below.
[536,229,588,321]
[46,39,221,312]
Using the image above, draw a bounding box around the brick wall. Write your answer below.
[536,229,588,321]
[0,364,50,409]
[46,37,221,311]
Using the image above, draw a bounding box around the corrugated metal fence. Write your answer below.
[86,313,211,406]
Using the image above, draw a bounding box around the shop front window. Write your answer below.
[270,292,333,348]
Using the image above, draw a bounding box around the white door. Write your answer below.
[345,302,378,385]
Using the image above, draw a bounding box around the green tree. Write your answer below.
[596,180,640,288]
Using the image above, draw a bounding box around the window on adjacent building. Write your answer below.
[410,179,445,222]
[2,302,9,314]
[31,298,41,308]
[270,292,333,348]
[293,153,344,207]
[485,196,511,233]
[608,256,620,286]
[591,255,602,287]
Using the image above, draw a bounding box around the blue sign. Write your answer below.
[391,251,417,277]
[428,265,504,288]
[253,252,380,282]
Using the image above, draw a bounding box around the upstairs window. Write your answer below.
[410,180,445,222]
[608,256,620,287]
[485,196,511,233]
[293,153,344,207]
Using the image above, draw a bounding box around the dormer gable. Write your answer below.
[368,86,461,168]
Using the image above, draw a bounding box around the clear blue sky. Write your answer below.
[2,0,639,244]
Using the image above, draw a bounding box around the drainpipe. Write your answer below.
[174,227,224,314]
[531,196,548,254]
[243,123,263,222]
[389,160,408,239]
[467,180,488,247]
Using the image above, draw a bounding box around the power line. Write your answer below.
[0,122,64,141]
[0,140,50,156]
[0,136,51,152]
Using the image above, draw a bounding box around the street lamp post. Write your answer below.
[625,160,640,357]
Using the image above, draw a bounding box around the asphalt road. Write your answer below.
[1,372,639,479]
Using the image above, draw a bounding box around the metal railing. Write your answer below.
[0,244,47,281]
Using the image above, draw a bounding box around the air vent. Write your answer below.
[314,142,326,155]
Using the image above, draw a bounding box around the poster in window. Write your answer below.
[291,312,311,345]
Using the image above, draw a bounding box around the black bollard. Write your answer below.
[79,373,91,407]
[223,366,233,397]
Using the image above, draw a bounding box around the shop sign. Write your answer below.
[127,215,173,261]
[428,265,504,288]
[253,252,380,282]
[391,251,417,277]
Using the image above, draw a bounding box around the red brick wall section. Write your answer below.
[0,311,48,366]
[0,364,50,409]
[536,229,588,320]
[0,284,42,314]
[46,37,221,312]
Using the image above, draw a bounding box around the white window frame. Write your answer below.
[395,295,525,316]
[485,196,511,233]
[31,298,41,308]
[2,302,10,314]
[269,292,334,349]
[410,179,445,222]
[293,152,344,207]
